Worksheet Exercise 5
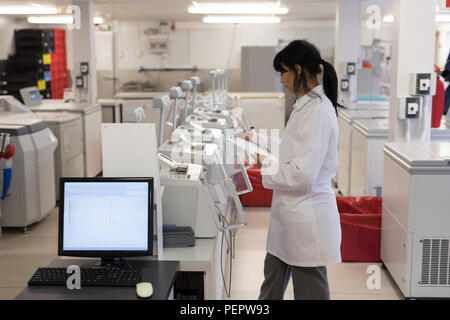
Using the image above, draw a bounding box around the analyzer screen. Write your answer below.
[29,90,40,101]
[62,181,150,252]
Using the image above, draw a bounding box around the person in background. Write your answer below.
[442,51,450,115]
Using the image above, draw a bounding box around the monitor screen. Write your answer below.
[29,90,40,101]
[58,178,153,257]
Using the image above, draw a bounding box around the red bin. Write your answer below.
[239,166,273,207]
[336,196,382,262]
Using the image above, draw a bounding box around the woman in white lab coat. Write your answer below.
[243,40,342,300]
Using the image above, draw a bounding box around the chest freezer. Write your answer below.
[337,109,388,196]
[351,119,450,196]
[381,142,450,298]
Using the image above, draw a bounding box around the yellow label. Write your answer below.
[43,54,51,65]
[37,79,46,91]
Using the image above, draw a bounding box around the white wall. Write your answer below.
[102,21,336,71]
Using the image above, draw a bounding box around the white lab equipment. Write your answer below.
[21,87,102,177]
[33,112,84,201]
[123,106,146,123]
[158,153,221,238]
[381,142,450,298]
[168,86,183,132]
[190,76,201,110]
[209,71,217,109]
[98,98,123,123]
[192,107,235,128]
[181,80,193,121]
[345,101,389,111]
[0,132,14,236]
[153,95,171,146]
[228,92,286,135]
[336,109,388,195]
[101,123,163,257]
[0,96,57,231]
[184,114,229,132]
[171,126,223,144]
[350,119,450,196]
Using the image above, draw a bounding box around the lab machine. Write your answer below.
[113,91,172,144]
[336,109,389,195]
[228,92,286,135]
[381,142,450,298]
[98,98,123,123]
[33,112,84,200]
[0,96,57,231]
[20,86,102,177]
[350,119,450,196]
[158,153,220,238]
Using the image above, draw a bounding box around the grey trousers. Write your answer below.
[258,253,330,300]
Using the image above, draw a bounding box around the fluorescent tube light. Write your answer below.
[0,5,57,14]
[27,15,104,24]
[203,15,281,24]
[383,15,394,23]
[93,16,104,24]
[27,15,73,24]
[189,2,288,15]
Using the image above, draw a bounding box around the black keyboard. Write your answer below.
[28,267,142,287]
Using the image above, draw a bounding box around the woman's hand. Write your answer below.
[234,129,254,141]
[255,153,267,168]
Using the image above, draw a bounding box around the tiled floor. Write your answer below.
[0,206,404,300]
[224,207,404,300]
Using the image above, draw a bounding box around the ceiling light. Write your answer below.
[27,15,73,24]
[383,15,394,23]
[203,15,281,24]
[93,16,104,24]
[27,15,103,24]
[189,2,288,15]
[436,13,450,22]
[0,5,57,15]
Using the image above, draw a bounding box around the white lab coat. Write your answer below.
[260,85,342,267]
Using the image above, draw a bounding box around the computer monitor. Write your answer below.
[58,177,154,264]
[20,86,42,107]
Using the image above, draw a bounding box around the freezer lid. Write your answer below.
[430,123,450,139]
[338,109,388,122]
[30,100,101,114]
[0,124,29,136]
[353,119,389,137]
[34,111,81,124]
[384,142,450,168]
[346,102,389,111]
[113,91,167,99]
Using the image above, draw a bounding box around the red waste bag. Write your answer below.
[239,167,273,207]
[336,196,382,262]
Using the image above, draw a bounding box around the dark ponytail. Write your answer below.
[321,60,342,116]
[273,40,343,116]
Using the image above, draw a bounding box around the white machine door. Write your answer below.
[32,128,57,215]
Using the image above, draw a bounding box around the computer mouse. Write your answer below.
[136,282,153,299]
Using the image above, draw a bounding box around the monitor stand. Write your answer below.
[98,257,132,269]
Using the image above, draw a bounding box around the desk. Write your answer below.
[15,258,179,300]
[160,233,228,300]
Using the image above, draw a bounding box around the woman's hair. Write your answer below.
[273,39,343,115]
